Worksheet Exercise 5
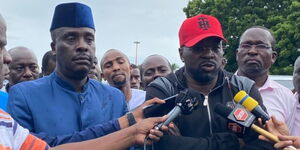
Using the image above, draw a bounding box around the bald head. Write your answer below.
[142,55,171,70]
[100,49,129,69]
[8,46,39,86]
[9,46,37,61]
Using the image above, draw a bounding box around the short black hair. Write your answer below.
[130,63,138,69]
[42,50,56,73]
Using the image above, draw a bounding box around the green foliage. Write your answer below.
[171,63,180,71]
[183,0,300,75]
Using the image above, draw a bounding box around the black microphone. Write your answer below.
[143,94,178,118]
[154,88,199,129]
[143,88,203,118]
[233,90,270,122]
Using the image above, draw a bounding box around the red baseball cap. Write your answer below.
[179,14,227,47]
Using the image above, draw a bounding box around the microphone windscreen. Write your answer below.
[214,103,232,118]
[233,90,258,111]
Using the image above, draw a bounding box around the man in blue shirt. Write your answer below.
[8,2,128,146]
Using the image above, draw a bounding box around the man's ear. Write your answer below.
[179,47,184,62]
[51,42,56,55]
[235,49,239,62]
[271,51,278,64]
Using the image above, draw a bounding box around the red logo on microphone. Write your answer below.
[233,108,248,121]
[228,122,242,133]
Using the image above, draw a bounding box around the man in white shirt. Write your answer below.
[101,49,146,110]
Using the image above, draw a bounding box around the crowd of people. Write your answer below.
[0,2,300,150]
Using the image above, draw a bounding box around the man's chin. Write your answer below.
[192,69,219,84]
[112,80,126,87]
[72,70,89,80]
[244,68,263,76]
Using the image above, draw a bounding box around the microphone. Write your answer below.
[215,104,297,150]
[233,90,270,122]
[154,88,200,129]
[143,94,178,118]
[143,88,203,118]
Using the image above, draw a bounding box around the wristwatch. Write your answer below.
[126,112,136,126]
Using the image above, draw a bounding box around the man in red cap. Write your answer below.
[145,14,275,150]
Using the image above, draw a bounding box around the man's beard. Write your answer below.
[71,70,89,80]
[112,78,126,87]
[188,67,220,85]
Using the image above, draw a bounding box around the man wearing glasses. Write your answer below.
[236,26,296,127]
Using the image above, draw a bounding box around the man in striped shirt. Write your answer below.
[0,108,167,150]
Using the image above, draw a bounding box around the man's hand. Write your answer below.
[275,135,300,150]
[266,116,289,136]
[133,115,168,145]
[259,116,289,141]
[132,98,165,122]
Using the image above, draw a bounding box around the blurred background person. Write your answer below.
[7,46,39,92]
[41,50,56,77]
[130,63,141,89]
[88,56,102,81]
[141,54,172,88]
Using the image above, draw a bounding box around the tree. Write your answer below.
[183,0,300,75]
[171,63,180,71]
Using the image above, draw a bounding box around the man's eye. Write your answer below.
[241,44,251,49]
[144,71,153,76]
[86,37,94,44]
[159,69,167,73]
[104,64,111,68]
[212,47,221,52]
[66,36,76,41]
[15,67,23,71]
[30,66,38,71]
[256,45,268,49]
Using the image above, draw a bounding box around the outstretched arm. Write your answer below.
[51,116,168,150]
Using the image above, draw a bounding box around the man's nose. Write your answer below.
[22,67,34,79]
[131,78,137,83]
[201,48,215,59]
[247,45,258,56]
[77,38,88,52]
[112,63,120,71]
[153,71,164,80]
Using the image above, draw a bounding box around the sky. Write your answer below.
[0,0,190,68]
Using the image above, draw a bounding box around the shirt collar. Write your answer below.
[259,76,282,91]
[52,71,90,92]
[235,71,273,91]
